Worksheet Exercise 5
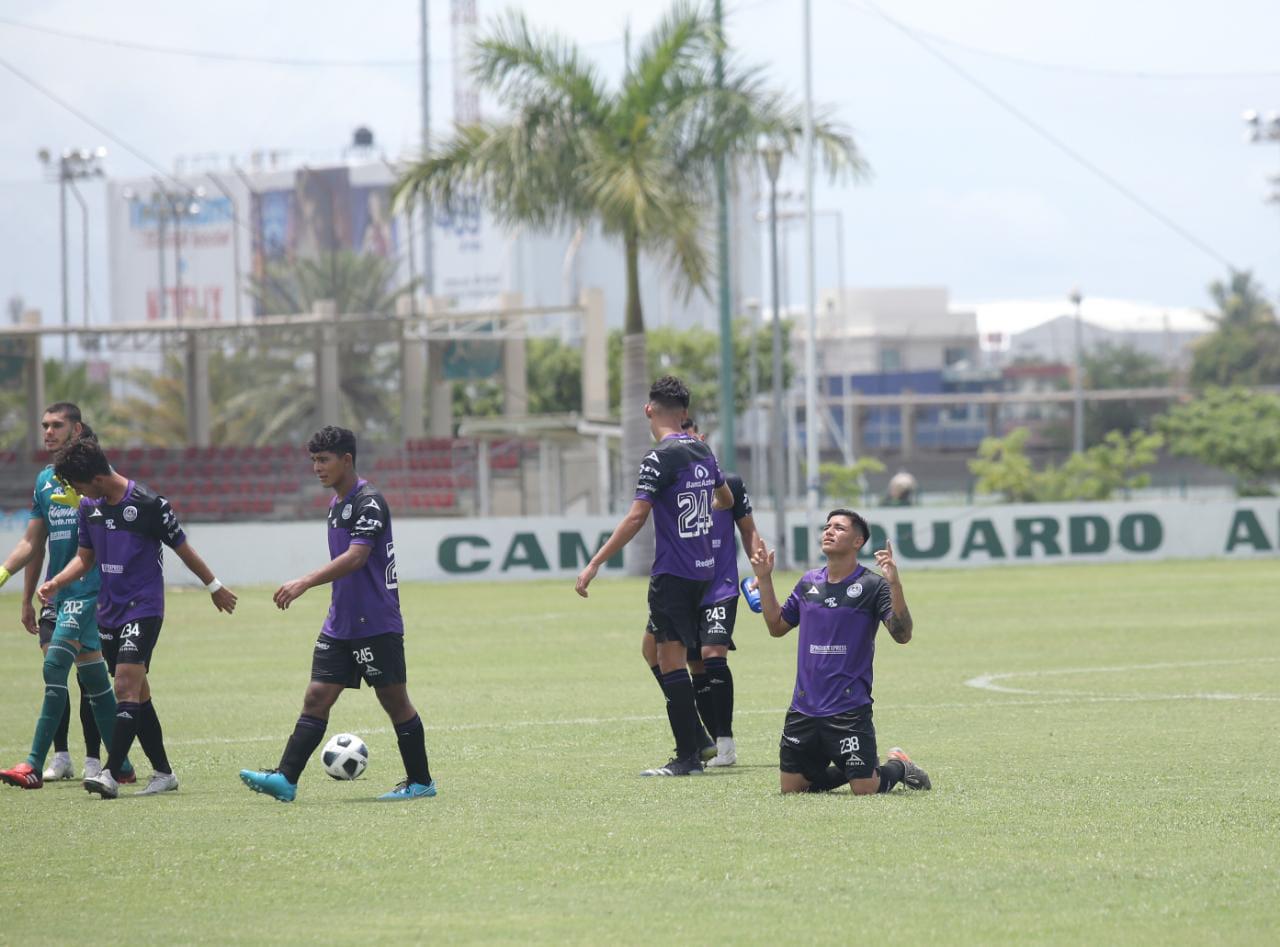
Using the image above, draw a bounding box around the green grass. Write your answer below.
[2,560,1278,944]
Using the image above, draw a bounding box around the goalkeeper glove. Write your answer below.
[0,565,9,590]
[50,479,82,508]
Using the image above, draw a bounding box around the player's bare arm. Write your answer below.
[21,536,46,635]
[875,540,913,644]
[37,545,94,604]
[749,535,792,637]
[711,481,734,511]
[575,499,651,598]
[173,541,238,614]
[273,542,371,610]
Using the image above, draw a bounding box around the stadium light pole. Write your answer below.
[420,0,435,297]
[39,147,106,361]
[205,172,243,323]
[801,0,820,545]
[713,0,736,473]
[1070,286,1084,454]
[760,141,787,567]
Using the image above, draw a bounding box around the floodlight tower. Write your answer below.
[38,147,107,361]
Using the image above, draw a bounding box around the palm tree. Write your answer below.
[395,0,864,569]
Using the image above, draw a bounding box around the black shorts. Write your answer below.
[37,604,57,647]
[779,705,878,782]
[310,633,407,689]
[100,617,164,674]
[694,596,739,655]
[645,574,710,651]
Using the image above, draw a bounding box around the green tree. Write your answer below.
[1083,343,1171,444]
[0,359,124,449]
[970,427,1163,502]
[1191,270,1280,388]
[527,338,582,414]
[818,457,886,505]
[394,1,861,570]
[1159,387,1280,496]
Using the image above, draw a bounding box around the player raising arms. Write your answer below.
[0,404,133,789]
[37,438,238,799]
[750,509,932,795]
[577,376,734,776]
[641,418,758,768]
[240,426,436,802]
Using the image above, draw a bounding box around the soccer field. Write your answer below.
[2,560,1277,944]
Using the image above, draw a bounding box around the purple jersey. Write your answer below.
[321,479,403,640]
[779,565,893,716]
[702,473,752,606]
[77,481,186,627]
[634,433,725,581]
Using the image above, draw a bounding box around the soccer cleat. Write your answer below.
[117,767,137,785]
[887,747,932,791]
[641,756,705,777]
[0,762,44,789]
[377,778,437,801]
[43,752,75,781]
[698,732,717,762]
[239,769,297,803]
[83,758,102,780]
[83,769,119,799]
[706,736,737,767]
[740,577,763,613]
[135,771,179,796]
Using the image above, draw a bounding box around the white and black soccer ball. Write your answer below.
[322,733,369,780]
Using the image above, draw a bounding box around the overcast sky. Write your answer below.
[3,0,1280,329]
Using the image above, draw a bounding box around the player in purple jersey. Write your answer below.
[750,508,932,795]
[640,419,758,767]
[576,377,734,776]
[239,426,435,803]
[37,438,238,799]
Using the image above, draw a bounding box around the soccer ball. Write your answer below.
[322,733,369,780]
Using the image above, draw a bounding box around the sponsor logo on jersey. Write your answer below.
[101,563,124,574]
[695,557,715,568]
[847,582,863,598]
[809,643,848,655]
[48,530,72,542]
[694,464,709,479]
[105,519,116,530]
[824,596,839,608]
[314,640,331,651]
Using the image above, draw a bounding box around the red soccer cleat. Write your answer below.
[0,762,44,789]
[117,769,137,784]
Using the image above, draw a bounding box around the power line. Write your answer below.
[831,0,1237,270]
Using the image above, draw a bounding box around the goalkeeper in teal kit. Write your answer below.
[0,403,132,790]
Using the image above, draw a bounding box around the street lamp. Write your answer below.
[759,141,787,567]
[38,146,107,361]
[1070,286,1084,454]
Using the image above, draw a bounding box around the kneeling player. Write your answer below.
[240,426,435,802]
[749,510,932,795]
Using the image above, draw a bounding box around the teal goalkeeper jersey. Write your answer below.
[30,466,100,606]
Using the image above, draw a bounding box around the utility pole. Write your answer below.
[1070,287,1085,453]
[421,0,435,295]
[714,0,736,472]
[801,0,820,544]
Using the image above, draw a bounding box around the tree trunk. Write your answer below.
[621,232,654,576]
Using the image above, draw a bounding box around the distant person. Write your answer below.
[239,426,436,802]
[36,438,238,798]
[576,376,734,776]
[885,470,918,507]
[0,404,132,789]
[748,509,932,795]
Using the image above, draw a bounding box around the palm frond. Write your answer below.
[472,11,608,118]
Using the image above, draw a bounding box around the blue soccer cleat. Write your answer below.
[377,778,437,801]
[740,577,763,613]
[239,768,297,803]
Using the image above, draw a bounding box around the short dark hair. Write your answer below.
[53,438,111,484]
[826,507,870,544]
[649,376,690,411]
[44,402,82,423]
[681,417,698,433]
[307,425,357,463]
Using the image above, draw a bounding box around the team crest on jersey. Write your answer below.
[341,503,353,519]
[847,582,863,598]
[123,505,138,522]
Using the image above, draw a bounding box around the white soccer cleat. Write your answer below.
[135,771,179,796]
[706,736,737,767]
[43,752,74,781]
[83,758,102,780]
[83,769,119,799]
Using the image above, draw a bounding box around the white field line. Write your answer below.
[964,657,1280,701]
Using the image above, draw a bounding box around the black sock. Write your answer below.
[277,714,327,784]
[107,701,140,780]
[78,684,101,759]
[704,656,734,738]
[649,664,662,687]
[877,758,905,794]
[806,765,850,793]
[136,699,171,774]
[393,713,432,786]
[659,669,701,760]
[691,672,716,741]
[54,693,71,754]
